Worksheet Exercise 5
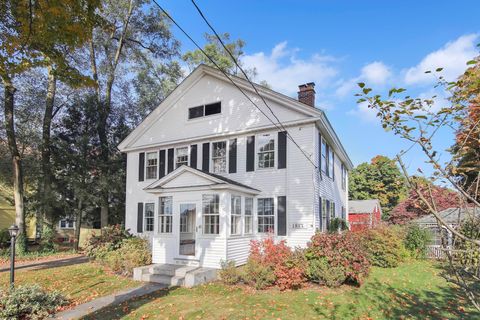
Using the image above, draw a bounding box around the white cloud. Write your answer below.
[241,42,338,97]
[404,34,478,85]
[336,61,391,97]
[347,101,378,122]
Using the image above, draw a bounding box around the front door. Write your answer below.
[179,203,196,256]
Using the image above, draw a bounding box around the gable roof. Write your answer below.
[145,165,260,195]
[349,199,382,215]
[118,64,353,169]
[414,207,479,225]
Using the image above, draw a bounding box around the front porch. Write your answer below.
[133,264,218,287]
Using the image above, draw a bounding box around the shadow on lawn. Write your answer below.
[81,286,177,320]
[314,278,480,320]
[0,256,88,273]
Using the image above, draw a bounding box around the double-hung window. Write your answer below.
[146,152,158,179]
[244,197,253,234]
[231,195,242,235]
[158,197,172,233]
[258,134,275,169]
[144,203,155,232]
[330,201,335,220]
[341,163,347,190]
[203,194,220,234]
[176,147,189,168]
[329,147,335,179]
[212,141,227,173]
[59,218,74,229]
[321,199,327,231]
[257,198,274,233]
[321,139,328,174]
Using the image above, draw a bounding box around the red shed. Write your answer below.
[348,199,382,231]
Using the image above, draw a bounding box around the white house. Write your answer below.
[118,64,353,269]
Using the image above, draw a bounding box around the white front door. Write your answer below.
[179,203,196,257]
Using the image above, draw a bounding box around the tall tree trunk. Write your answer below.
[74,198,83,252]
[2,77,26,241]
[41,65,56,230]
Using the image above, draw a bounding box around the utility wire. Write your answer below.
[190,0,318,170]
[152,0,318,169]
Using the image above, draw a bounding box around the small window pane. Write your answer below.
[176,147,189,168]
[145,203,155,232]
[159,197,172,233]
[212,141,227,173]
[189,106,204,119]
[205,102,221,116]
[231,196,242,235]
[258,134,275,169]
[146,152,158,179]
[203,194,220,235]
[244,198,253,234]
[258,198,274,233]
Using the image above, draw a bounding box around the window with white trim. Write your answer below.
[158,197,172,233]
[212,141,227,173]
[341,163,347,190]
[144,203,155,232]
[231,195,242,235]
[146,152,158,179]
[203,194,219,234]
[330,201,335,220]
[329,147,335,179]
[244,197,253,234]
[188,102,221,120]
[257,198,274,233]
[59,218,74,229]
[321,138,328,174]
[258,134,275,169]
[176,147,189,168]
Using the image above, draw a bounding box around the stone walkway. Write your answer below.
[54,283,166,320]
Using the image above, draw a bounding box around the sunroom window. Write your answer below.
[203,194,219,234]
[258,198,274,233]
[146,152,158,179]
[144,203,155,232]
[176,147,189,168]
[244,197,253,234]
[212,141,227,173]
[258,134,275,169]
[231,196,242,235]
[158,197,172,233]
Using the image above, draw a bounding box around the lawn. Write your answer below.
[84,260,479,320]
[0,262,139,307]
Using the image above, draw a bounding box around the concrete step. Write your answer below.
[141,273,185,286]
[149,265,199,277]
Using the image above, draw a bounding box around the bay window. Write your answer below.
[258,198,274,233]
[258,134,275,169]
[231,195,242,235]
[158,197,172,233]
[212,141,227,173]
[203,194,220,234]
[244,197,253,234]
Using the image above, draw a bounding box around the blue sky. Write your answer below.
[160,0,479,174]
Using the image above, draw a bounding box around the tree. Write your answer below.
[349,155,407,217]
[183,32,257,78]
[389,177,460,224]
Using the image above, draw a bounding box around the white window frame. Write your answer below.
[175,146,189,168]
[59,218,75,230]
[341,163,347,190]
[257,198,275,233]
[145,152,158,180]
[244,197,253,234]
[230,195,242,236]
[321,138,328,174]
[257,133,276,169]
[187,102,222,120]
[330,201,335,220]
[144,202,155,232]
[158,197,172,234]
[202,194,220,235]
[329,147,335,179]
[211,140,227,173]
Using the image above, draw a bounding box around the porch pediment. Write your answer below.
[144,166,260,195]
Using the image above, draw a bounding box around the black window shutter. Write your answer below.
[138,152,145,182]
[202,143,210,172]
[318,133,322,172]
[332,152,335,181]
[246,136,255,172]
[277,196,287,236]
[278,131,287,169]
[326,200,330,228]
[167,148,174,173]
[137,202,144,233]
[319,197,322,231]
[159,150,166,178]
[229,138,237,173]
[190,144,197,169]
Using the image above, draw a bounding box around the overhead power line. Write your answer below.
[152,0,318,170]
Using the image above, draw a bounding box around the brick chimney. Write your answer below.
[297,82,316,107]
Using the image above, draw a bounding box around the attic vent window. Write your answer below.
[188,102,221,119]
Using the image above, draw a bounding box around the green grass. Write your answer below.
[0,262,139,306]
[84,260,479,320]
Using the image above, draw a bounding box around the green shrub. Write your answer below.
[454,217,480,273]
[219,260,242,285]
[327,218,349,233]
[0,229,10,248]
[306,257,345,287]
[359,226,406,268]
[84,225,131,260]
[305,232,370,287]
[0,284,67,320]
[404,224,432,259]
[39,225,57,252]
[103,237,151,276]
[15,233,27,255]
[242,259,276,290]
